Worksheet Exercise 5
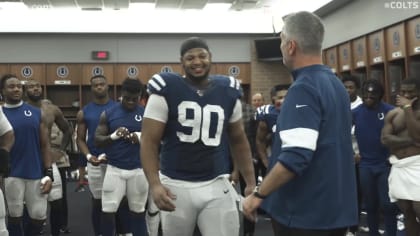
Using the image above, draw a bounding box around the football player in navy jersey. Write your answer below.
[25,79,73,236]
[1,74,53,236]
[76,75,130,236]
[0,102,15,236]
[95,78,148,236]
[141,37,256,236]
[255,84,289,169]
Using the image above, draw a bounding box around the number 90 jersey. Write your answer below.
[147,73,242,181]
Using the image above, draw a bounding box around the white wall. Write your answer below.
[0,34,267,63]
[322,0,419,48]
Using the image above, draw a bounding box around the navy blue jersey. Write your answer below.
[3,103,44,179]
[105,103,144,170]
[262,65,358,229]
[147,73,241,181]
[352,102,394,168]
[82,100,116,156]
[255,104,279,147]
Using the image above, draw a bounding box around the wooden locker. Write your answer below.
[406,16,420,56]
[368,30,386,65]
[338,42,352,72]
[385,23,406,61]
[324,47,338,74]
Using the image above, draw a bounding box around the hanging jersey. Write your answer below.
[83,100,116,156]
[105,103,144,170]
[3,103,44,179]
[147,73,241,181]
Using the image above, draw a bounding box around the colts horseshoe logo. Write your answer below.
[377,112,385,120]
[135,115,142,122]
[24,110,32,117]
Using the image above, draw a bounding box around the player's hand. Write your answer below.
[110,127,130,140]
[89,156,101,166]
[151,184,176,212]
[126,132,140,144]
[242,194,263,222]
[97,153,108,164]
[354,153,361,164]
[396,95,417,108]
[40,178,53,194]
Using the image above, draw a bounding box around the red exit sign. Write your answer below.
[92,51,110,60]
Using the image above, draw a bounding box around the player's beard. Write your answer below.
[185,69,210,84]
[27,93,42,102]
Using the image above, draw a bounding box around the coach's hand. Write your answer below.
[152,184,176,212]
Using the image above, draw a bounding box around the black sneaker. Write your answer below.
[59,227,71,234]
[74,184,85,192]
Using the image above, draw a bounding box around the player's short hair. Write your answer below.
[270,84,290,97]
[0,74,18,91]
[121,78,143,95]
[90,75,106,83]
[180,37,210,56]
[341,74,361,89]
[401,78,420,89]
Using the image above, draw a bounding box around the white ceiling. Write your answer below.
[0,0,277,11]
[0,0,350,33]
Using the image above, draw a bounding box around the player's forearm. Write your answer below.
[382,134,414,149]
[76,138,90,156]
[94,133,113,147]
[60,128,72,150]
[258,162,295,197]
[140,142,161,188]
[231,140,256,187]
[255,140,268,166]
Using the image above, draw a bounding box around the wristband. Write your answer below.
[41,176,52,185]
[44,167,54,182]
[98,153,107,161]
[86,153,93,161]
[110,130,120,140]
[403,104,412,110]
[135,132,142,143]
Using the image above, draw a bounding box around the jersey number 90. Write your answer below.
[177,101,224,146]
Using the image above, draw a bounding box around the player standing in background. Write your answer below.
[1,74,53,236]
[25,79,72,236]
[95,78,148,236]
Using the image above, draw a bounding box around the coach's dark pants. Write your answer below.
[271,220,347,236]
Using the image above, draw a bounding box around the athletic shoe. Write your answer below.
[60,227,71,234]
[74,184,86,192]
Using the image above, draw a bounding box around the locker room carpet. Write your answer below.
[44,181,406,236]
